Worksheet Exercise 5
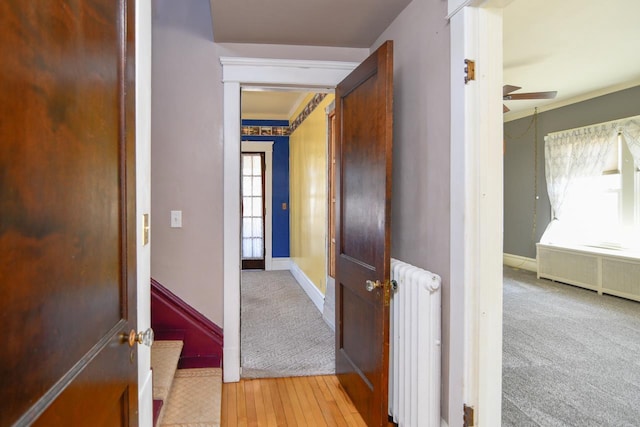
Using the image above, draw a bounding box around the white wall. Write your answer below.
[151,0,225,325]
[151,0,368,328]
[371,0,453,423]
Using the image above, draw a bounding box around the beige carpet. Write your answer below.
[241,270,335,378]
[151,340,183,401]
[160,368,222,427]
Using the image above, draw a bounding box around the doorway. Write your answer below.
[239,87,337,377]
[241,152,266,270]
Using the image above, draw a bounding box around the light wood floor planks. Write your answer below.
[221,375,368,427]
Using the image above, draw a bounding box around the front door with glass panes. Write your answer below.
[242,152,266,269]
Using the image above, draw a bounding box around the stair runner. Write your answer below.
[151,340,222,427]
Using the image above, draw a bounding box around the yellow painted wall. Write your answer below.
[289,94,334,295]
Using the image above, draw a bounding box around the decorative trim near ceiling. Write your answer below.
[241,125,290,136]
[289,93,327,134]
[220,57,358,71]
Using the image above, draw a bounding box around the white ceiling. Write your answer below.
[503,0,640,119]
[235,0,640,120]
[242,90,310,120]
[210,0,412,48]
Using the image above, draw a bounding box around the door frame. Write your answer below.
[220,58,359,382]
[135,0,153,424]
[449,1,505,425]
[241,141,273,270]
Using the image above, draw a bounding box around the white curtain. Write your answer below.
[542,115,640,245]
[542,123,617,244]
[619,117,640,166]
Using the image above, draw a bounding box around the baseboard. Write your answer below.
[290,261,325,314]
[151,278,223,368]
[271,257,291,271]
[503,253,537,272]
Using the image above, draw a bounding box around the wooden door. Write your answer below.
[335,41,394,427]
[0,1,138,426]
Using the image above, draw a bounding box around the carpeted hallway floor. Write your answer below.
[503,266,640,426]
[241,270,335,378]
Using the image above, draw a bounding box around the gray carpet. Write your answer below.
[503,266,640,427]
[240,270,335,378]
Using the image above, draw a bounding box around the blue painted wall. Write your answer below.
[242,119,290,258]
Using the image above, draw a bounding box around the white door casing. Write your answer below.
[241,141,273,271]
[221,58,359,382]
[135,1,153,426]
[449,1,504,426]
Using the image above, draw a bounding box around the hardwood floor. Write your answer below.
[221,375,368,426]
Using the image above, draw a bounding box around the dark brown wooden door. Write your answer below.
[0,1,138,426]
[335,41,393,427]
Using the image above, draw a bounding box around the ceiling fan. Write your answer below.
[503,85,557,113]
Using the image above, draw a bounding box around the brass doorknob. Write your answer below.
[127,328,154,348]
[365,280,382,292]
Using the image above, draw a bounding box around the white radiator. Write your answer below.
[537,243,640,302]
[389,258,442,427]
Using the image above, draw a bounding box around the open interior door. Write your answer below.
[335,40,393,427]
[0,1,139,425]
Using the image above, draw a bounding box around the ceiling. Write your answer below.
[242,90,310,120]
[503,0,640,120]
[236,0,640,120]
[210,0,412,48]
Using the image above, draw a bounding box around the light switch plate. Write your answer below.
[170,210,182,228]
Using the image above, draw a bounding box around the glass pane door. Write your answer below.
[242,153,265,269]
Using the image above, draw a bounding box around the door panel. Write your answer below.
[335,41,393,427]
[0,1,138,425]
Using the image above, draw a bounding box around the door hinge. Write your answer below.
[463,404,475,427]
[464,59,475,84]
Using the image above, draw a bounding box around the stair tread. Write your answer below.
[151,340,184,401]
[159,368,222,427]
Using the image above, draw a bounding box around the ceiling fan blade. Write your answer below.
[504,91,557,100]
[503,104,510,113]
[503,85,522,96]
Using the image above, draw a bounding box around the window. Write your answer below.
[542,117,640,251]
[242,153,265,268]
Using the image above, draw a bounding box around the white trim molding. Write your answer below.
[450,5,504,426]
[241,141,274,271]
[271,257,291,271]
[290,261,325,314]
[220,57,358,383]
[220,57,359,87]
[222,80,242,383]
[503,253,537,272]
